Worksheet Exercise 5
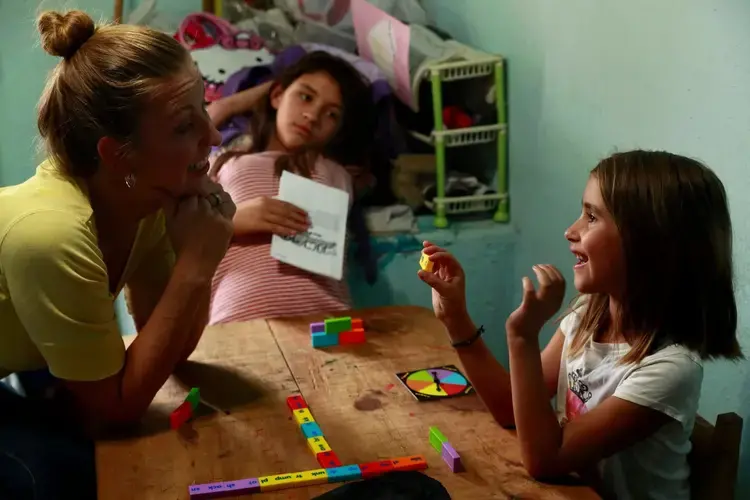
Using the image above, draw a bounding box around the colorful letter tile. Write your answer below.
[326,465,362,483]
[286,395,308,411]
[293,408,315,425]
[359,460,395,478]
[317,451,342,468]
[307,436,331,455]
[258,473,296,492]
[391,455,428,472]
[300,422,323,438]
[289,469,328,487]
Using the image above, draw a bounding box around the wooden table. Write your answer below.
[96,306,599,499]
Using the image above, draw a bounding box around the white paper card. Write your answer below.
[270,170,350,280]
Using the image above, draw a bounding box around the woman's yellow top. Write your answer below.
[0,161,174,381]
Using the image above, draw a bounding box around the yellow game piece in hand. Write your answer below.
[419,252,434,272]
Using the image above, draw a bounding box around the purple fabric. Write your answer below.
[216,65,273,148]
[273,45,393,103]
[216,44,400,160]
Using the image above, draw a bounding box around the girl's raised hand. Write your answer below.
[417,241,469,326]
[507,264,566,339]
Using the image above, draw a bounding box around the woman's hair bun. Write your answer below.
[38,10,96,60]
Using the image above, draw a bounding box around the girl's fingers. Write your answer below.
[429,251,463,273]
[266,213,308,233]
[520,276,536,304]
[549,265,565,283]
[532,265,550,288]
[418,269,453,296]
[421,245,445,256]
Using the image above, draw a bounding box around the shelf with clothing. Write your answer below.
[408,56,509,228]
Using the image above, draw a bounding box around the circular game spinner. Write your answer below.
[404,368,470,397]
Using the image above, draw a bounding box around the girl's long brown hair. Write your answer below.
[212,51,377,178]
[567,150,742,364]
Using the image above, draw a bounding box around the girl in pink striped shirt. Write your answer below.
[208,52,376,324]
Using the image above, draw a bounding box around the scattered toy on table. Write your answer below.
[419,251,434,272]
[188,393,428,498]
[170,386,201,429]
[429,426,464,472]
[310,316,366,348]
[396,365,474,402]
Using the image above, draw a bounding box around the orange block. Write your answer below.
[391,455,428,472]
[339,328,365,345]
[351,318,363,329]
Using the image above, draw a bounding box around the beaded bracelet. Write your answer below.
[451,325,485,348]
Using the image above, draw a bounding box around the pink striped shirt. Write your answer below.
[209,151,353,325]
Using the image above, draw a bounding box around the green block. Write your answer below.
[324,316,352,334]
[429,426,448,444]
[186,387,201,410]
[429,433,443,453]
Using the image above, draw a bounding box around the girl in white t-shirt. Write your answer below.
[419,150,742,499]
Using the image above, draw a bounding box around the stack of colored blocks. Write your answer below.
[187,395,429,498]
[310,316,365,348]
[429,426,464,472]
[170,387,201,430]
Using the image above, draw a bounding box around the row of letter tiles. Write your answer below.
[188,457,428,498]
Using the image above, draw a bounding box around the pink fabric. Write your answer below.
[210,152,353,325]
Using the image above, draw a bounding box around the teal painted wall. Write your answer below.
[420,0,750,496]
[2,0,749,495]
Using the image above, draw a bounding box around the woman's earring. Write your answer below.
[124,173,137,189]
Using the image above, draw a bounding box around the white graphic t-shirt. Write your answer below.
[555,309,703,500]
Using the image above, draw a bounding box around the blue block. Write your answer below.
[300,422,323,438]
[326,465,361,483]
[312,332,338,348]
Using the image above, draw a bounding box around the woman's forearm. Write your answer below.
[117,259,213,420]
[445,314,515,427]
[179,288,210,361]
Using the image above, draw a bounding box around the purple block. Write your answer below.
[223,479,260,495]
[441,443,464,473]
[441,442,460,459]
[189,478,260,498]
[310,322,325,334]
